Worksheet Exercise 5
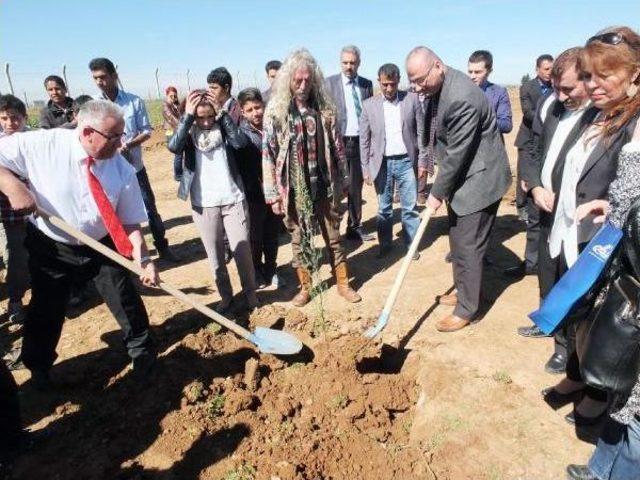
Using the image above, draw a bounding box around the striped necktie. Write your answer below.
[350,80,362,118]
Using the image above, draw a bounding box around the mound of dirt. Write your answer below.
[11,306,430,480]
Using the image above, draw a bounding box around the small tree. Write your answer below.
[521,73,531,85]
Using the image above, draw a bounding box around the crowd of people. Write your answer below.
[0,24,639,479]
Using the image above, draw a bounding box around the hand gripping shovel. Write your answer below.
[38,208,303,356]
[364,208,434,339]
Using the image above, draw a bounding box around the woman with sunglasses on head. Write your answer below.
[549,26,640,480]
[168,90,258,314]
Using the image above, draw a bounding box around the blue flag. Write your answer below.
[529,221,622,335]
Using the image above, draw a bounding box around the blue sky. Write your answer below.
[1,0,639,103]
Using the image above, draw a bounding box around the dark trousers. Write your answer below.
[538,225,571,358]
[21,225,154,372]
[136,167,168,250]
[524,191,540,269]
[516,148,527,209]
[248,201,280,279]
[0,361,21,457]
[447,200,500,320]
[343,136,364,231]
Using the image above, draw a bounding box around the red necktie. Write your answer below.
[85,156,133,258]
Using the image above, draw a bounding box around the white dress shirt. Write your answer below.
[342,73,362,136]
[382,95,408,157]
[541,105,588,191]
[0,128,147,244]
[191,143,244,208]
[548,123,601,266]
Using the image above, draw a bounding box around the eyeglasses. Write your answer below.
[409,63,436,92]
[91,127,125,143]
[587,32,627,46]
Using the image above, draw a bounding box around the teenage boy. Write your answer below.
[0,95,30,324]
[234,88,284,288]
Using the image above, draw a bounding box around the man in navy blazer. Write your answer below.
[359,63,426,258]
[326,45,374,242]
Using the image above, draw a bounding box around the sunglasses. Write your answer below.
[587,32,627,46]
[91,127,125,143]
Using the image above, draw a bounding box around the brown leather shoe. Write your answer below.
[437,292,457,306]
[291,267,312,307]
[436,314,470,332]
[334,262,362,303]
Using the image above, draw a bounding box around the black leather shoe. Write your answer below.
[566,464,597,480]
[565,408,606,427]
[541,386,583,409]
[377,245,392,259]
[517,325,550,338]
[544,353,567,374]
[346,227,375,242]
[504,262,526,276]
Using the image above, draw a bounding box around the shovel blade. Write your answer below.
[250,327,303,355]
[364,311,390,339]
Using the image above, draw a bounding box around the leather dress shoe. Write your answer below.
[544,352,567,374]
[436,314,470,332]
[377,245,392,259]
[566,465,597,480]
[437,292,457,306]
[541,386,583,409]
[565,408,606,427]
[517,325,550,338]
[346,227,375,242]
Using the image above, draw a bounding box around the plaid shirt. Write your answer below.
[0,131,28,224]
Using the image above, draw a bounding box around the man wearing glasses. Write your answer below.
[90,57,176,262]
[0,100,159,389]
[406,46,512,332]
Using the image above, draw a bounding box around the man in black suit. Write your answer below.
[517,48,598,373]
[407,46,512,332]
[508,54,554,277]
[326,45,374,242]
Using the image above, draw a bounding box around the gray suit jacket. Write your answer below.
[427,67,512,216]
[325,73,373,137]
[359,91,426,182]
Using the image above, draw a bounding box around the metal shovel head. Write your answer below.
[364,311,390,339]
[249,327,303,355]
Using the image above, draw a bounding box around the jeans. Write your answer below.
[375,156,420,247]
[136,167,168,250]
[589,415,640,480]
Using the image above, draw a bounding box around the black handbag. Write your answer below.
[579,199,640,395]
[579,273,640,395]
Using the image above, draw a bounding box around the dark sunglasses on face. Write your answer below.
[91,127,125,143]
[587,32,626,46]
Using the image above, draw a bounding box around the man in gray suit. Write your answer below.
[406,46,512,332]
[326,45,374,242]
[359,63,426,258]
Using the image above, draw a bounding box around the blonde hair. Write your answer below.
[264,48,335,128]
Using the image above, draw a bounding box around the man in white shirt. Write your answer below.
[516,47,599,375]
[359,63,426,259]
[325,45,374,242]
[90,57,176,262]
[0,100,159,389]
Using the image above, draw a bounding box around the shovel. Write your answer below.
[37,208,303,356]
[364,208,434,339]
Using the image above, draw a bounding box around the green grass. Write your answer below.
[221,463,256,480]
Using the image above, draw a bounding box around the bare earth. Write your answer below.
[1,91,598,479]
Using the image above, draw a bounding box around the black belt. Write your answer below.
[383,154,408,160]
[343,135,359,142]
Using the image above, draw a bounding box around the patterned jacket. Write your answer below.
[262,109,349,213]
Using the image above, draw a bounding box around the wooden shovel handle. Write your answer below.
[36,208,254,341]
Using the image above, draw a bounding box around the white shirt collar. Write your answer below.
[71,130,90,163]
[342,73,358,86]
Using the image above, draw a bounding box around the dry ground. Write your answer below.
[1,90,600,479]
